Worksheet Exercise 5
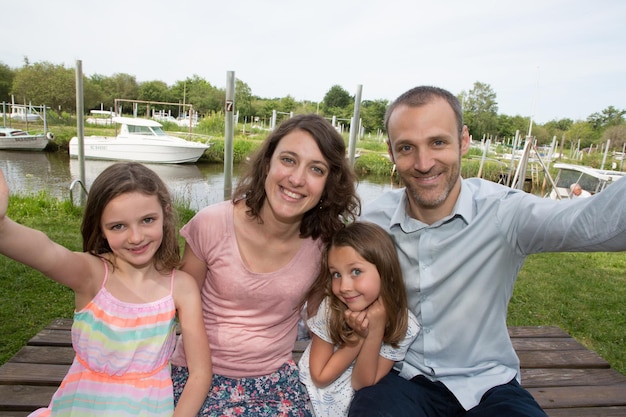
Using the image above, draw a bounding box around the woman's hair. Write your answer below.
[308,221,409,348]
[81,162,180,272]
[233,113,360,243]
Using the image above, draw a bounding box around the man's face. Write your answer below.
[387,99,470,223]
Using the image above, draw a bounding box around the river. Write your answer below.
[0,151,401,211]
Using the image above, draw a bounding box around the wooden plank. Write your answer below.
[44,318,72,331]
[0,384,55,411]
[27,329,71,347]
[521,368,626,388]
[512,337,587,351]
[529,385,626,409]
[508,326,570,338]
[0,412,33,417]
[518,349,610,369]
[8,346,75,365]
[546,406,626,417]
[0,362,69,385]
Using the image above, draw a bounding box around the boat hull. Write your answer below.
[0,133,50,151]
[69,136,209,164]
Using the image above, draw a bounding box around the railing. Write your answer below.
[69,179,88,206]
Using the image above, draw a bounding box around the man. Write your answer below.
[350,86,626,417]
[570,182,591,198]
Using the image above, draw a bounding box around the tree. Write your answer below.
[11,61,75,116]
[460,82,499,139]
[495,114,530,141]
[171,75,223,116]
[0,62,15,103]
[235,79,254,119]
[544,118,574,132]
[87,74,114,109]
[107,73,140,106]
[587,106,625,130]
[361,99,387,134]
[276,95,297,113]
[602,125,626,152]
[138,80,172,103]
[565,121,599,150]
[322,85,354,112]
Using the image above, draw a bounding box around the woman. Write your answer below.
[170,114,361,416]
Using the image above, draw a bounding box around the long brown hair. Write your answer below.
[308,221,409,348]
[81,162,180,272]
[233,114,360,243]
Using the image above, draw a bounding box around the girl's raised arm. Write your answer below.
[0,168,96,293]
[172,269,212,417]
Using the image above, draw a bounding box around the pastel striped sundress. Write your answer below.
[30,261,178,416]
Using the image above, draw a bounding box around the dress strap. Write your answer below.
[100,257,109,289]
[169,269,175,295]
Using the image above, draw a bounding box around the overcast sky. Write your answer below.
[2,0,625,124]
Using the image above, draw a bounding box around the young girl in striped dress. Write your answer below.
[0,162,212,416]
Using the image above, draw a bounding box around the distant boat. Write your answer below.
[0,127,54,151]
[69,117,210,164]
[547,162,625,199]
[0,104,42,122]
[85,110,116,126]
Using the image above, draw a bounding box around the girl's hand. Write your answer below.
[366,297,387,334]
[344,309,369,338]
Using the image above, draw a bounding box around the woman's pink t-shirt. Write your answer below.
[170,201,323,377]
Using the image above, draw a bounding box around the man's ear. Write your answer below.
[386,140,396,164]
[460,126,471,156]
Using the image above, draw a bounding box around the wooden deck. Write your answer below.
[1,320,626,416]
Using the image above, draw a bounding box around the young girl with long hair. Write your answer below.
[299,221,420,417]
[0,162,212,416]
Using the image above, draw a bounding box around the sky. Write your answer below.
[2,0,625,124]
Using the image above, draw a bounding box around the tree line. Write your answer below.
[1,60,624,151]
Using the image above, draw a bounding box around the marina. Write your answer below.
[0,151,400,211]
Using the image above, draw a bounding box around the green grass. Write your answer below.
[1,193,625,378]
[509,251,626,374]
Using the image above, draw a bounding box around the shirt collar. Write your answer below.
[389,178,474,232]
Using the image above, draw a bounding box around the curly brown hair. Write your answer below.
[233,113,360,243]
[81,162,180,272]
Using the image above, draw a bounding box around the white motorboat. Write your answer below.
[0,127,54,151]
[69,117,210,164]
[547,162,625,199]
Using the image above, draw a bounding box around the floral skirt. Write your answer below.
[172,361,312,417]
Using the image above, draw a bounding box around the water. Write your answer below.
[0,151,401,211]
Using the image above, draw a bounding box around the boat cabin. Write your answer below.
[549,162,625,199]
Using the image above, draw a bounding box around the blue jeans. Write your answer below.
[348,373,547,417]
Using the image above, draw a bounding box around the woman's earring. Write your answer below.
[318,199,323,210]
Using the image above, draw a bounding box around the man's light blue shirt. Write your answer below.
[360,176,626,410]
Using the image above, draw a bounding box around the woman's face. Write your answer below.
[263,129,329,224]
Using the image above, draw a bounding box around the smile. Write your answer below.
[280,186,303,200]
[128,243,150,254]
[414,172,441,183]
[342,294,360,303]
